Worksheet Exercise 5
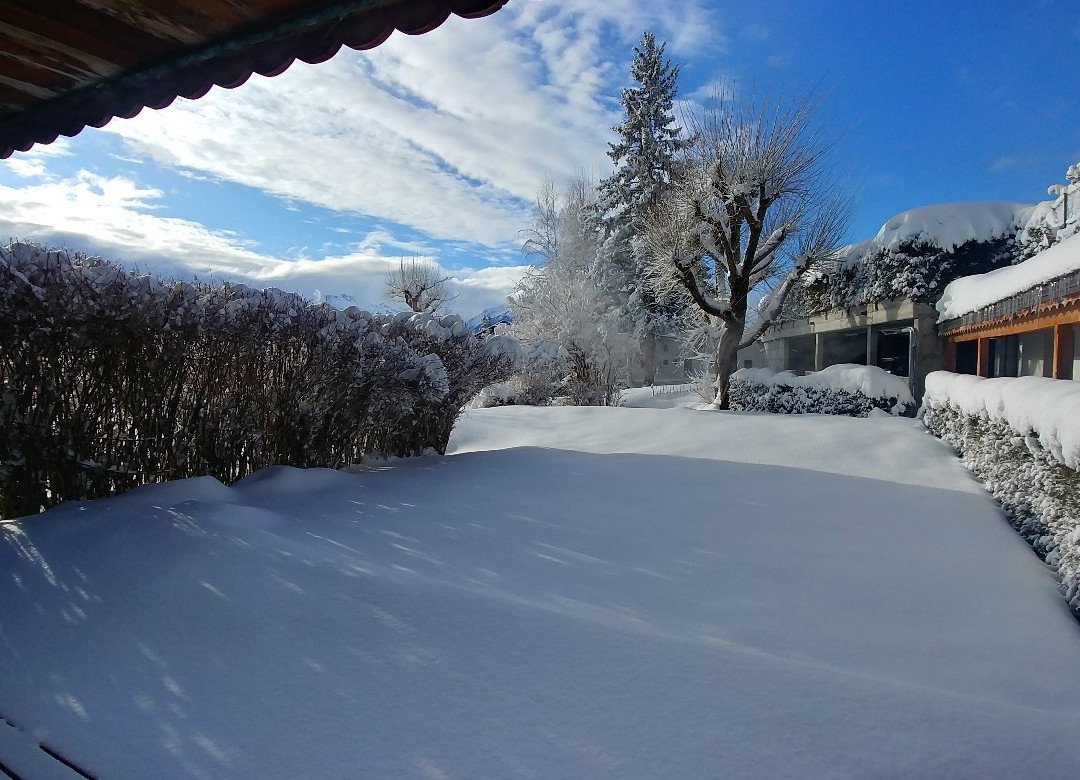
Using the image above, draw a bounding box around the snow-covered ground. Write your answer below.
[3,402,1080,778]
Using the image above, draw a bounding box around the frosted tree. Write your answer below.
[385,255,454,314]
[643,93,849,409]
[510,176,630,405]
[594,32,688,384]
[1020,159,1080,258]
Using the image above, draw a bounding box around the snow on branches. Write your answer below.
[643,92,850,408]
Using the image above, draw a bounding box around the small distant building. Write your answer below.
[630,334,766,387]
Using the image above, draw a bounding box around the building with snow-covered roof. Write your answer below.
[763,297,943,401]
[761,201,1032,401]
[939,231,1080,379]
[936,167,1080,380]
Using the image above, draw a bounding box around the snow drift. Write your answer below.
[3,405,1080,777]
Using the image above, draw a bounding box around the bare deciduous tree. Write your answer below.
[385,255,454,314]
[643,93,850,408]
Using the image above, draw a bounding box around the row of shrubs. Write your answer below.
[922,373,1080,615]
[0,243,516,520]
[729,366,916,417]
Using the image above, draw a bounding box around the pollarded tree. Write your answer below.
[643,93,850,409]
[594,31,689,384]
[385,255,454,314]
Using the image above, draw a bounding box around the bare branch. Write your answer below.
[640,88,851,407]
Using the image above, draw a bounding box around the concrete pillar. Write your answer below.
[865,326,876,367]
[814,332,824,371]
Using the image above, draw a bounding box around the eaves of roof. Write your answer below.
[0,0,508,159]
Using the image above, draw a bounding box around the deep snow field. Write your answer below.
[3,389,1080,778]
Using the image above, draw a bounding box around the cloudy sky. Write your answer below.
[1,0,1078,318]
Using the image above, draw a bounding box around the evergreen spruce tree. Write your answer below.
[594,32,687,385]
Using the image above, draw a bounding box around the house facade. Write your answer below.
[938,233,1080,379]
[761,297,944,401]
[761,172,1080,400]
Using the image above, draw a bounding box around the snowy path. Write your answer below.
[2,402,1080,778]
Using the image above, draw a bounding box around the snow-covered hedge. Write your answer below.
[0,243,515,519]
[730,364,915,417]
[922,371,1080,613]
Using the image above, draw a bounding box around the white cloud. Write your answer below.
[0,1,717,316]
[100,1,717,247]
[0,171,524,316]
[3,136,72,179]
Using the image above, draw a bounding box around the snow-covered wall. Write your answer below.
[922,371,1080,613]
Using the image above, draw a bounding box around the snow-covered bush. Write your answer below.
[473,341,564,408]
[819,202,1025,312]
[922,371,1080,614]
[0,243,514,518]
[730,364,915,417]
[378,314,517,455]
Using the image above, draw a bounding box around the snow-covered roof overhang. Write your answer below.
[0,0,508,159]
[938,232,1080,333]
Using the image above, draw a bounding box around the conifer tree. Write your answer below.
[594,32,687,385]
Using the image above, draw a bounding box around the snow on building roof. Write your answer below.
[936,231,1080,322]
[841,201,1031,266]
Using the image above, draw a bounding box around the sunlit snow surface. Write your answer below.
[3,395,1080,777]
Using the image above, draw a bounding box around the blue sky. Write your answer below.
[1,0,1077,318]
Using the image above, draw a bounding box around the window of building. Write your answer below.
[876,329,911,377]
[989,335,1018,377]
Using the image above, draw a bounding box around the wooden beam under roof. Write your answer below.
[0,0,508,158]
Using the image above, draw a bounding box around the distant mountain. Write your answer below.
[466,305,513,333]
[318,292,360,309]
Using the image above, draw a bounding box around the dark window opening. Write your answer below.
[877,330,910,377]
[955,340,978,375]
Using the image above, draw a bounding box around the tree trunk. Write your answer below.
[713,324,744,409]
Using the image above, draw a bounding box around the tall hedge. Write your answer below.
[0,243,515,519]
